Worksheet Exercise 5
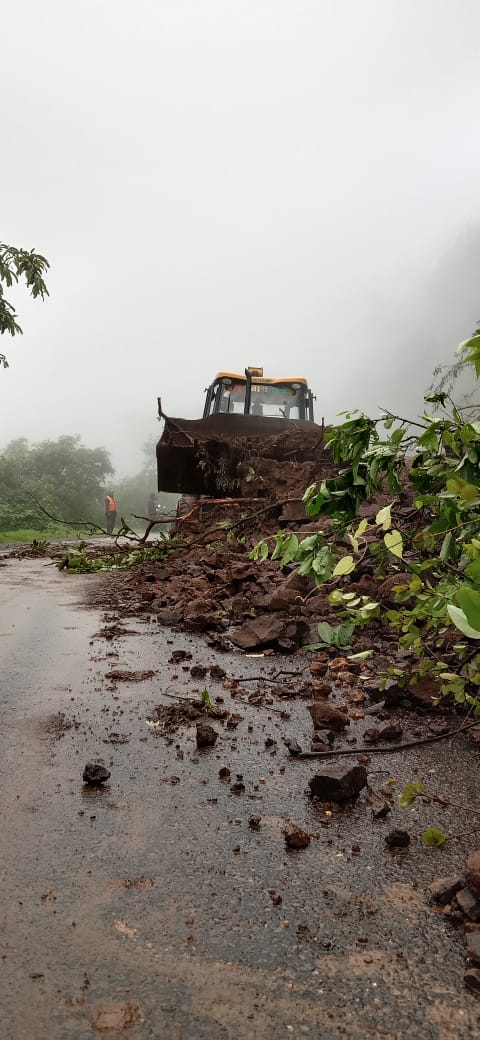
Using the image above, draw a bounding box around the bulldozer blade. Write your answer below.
[156,412,327,498]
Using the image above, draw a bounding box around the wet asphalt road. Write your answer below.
[1,557,480,1038]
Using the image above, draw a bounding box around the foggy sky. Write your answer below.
[2,0,480,476]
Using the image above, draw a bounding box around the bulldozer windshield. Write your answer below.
[206,378,310,420]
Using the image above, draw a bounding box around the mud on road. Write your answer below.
[1,557,480,1039]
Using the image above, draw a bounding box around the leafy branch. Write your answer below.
[250,330,480,709]
[0,240,50,364]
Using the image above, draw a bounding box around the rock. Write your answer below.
[465,851,480,900]
[308,764,368,802]
[385,829,410,849]
[190,664,208,679]
[248,816,261,829]
[210,664,226,680]
[466,928,480,965]
[464,968,480,993]
[276,638,297,652]
[285,737,302,757]
[310,657,329,678]
[230,561,258,582]
[230,615,285,650]
[307,702,349,732]
[364,678,403,706]
[456,887,480,922]
[310,737,331,752]
[428,875,464,906]
[379,721,403,741]
[368,789,392,819]
[231,781,245,794]
[281,569,314,594]
[284,823,311,849]
[169,649,192,663]
[280,500,310,522]
[312,679,333,698]
[405,676,440,709]
[258,589,296,612]
[364,727,380,744]
[155,607,183,626]
[218,766,231,779]
[196,722,218,748]
[82,761,111,785]
[140,589,156,603]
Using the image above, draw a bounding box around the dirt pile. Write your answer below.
[158,412,336,498]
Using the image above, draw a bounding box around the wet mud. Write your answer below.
[1,558,480,1038]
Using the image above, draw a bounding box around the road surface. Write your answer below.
[0,556,479,1038]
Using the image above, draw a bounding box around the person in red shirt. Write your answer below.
[104,492,117,535]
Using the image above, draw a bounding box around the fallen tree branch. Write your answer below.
[294,718,480,759]
[21,489,105,533]
[173,497,297,552]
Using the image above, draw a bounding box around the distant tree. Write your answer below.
[429,321,480,419]
[0,241,50,367]
[0,435,114,531]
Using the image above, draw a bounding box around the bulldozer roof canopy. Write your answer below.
[214,372,309,386]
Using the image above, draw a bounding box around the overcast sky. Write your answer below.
[2,0,479,476]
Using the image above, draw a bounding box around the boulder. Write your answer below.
[405,677,440,709]
[308,702,349,731]
[83,761,111,785]
[196,722,218,749]
[456,887,480,922]
[464,969,480,993]
[230,615,285,650]
[284,823,311,849]
[465,850,480,900]
[466,927,480,966]
[308,764,367,802]
[428,875,464,906]
[385,829,410,849]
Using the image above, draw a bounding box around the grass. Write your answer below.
[0,527,102,543]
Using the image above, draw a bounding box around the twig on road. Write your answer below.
[294,718,480,759]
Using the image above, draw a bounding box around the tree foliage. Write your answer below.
[0,242,49,364]
[252,333,480,708]
[0,435,114,530]
[114,436,177,527]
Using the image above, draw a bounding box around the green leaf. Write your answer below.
[354,518,368,538]
[317,622,335,645]
[439,531,453,562]
[384,530,403,558]
[399,781,426,807]
[201,689,213,709]
[446,476,480,502]
[302,483,317,503]
[376,504,392,531]
[347,650,373,660]
[279,534,299,567]
[250,539,269,562]
[457,586,480,632]
[338,622,355,647]
[447,605,480,640]
[466,558,480,584]
[332,555,356,577]
[422,827,446,847]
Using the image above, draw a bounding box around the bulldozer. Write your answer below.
[156,367,326,502]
